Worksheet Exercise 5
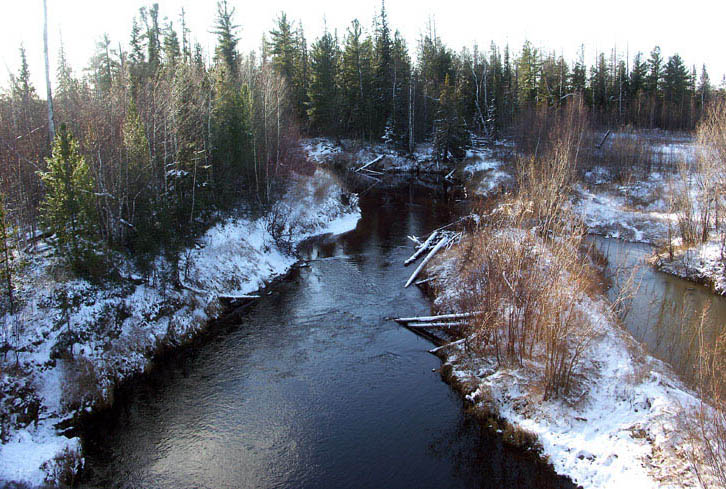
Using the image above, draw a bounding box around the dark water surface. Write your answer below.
[80,184,575,489]
[589,236,726,385]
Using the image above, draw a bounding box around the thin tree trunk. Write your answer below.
[43,0,55,143]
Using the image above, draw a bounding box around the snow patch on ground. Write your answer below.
[653,238,726,295]
[426,240,702,489]
[573,183,675,243]
[0,168,360,487]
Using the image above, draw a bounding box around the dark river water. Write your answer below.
[80,182,575,489]
[589,236,726,385]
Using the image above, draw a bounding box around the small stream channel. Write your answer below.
[590,236,726,385]
[79,183,575,489]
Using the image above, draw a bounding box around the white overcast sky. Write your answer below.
[1,0,724,91]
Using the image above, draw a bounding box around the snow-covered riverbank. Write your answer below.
[0,169,360,487]
[420,230,704,489]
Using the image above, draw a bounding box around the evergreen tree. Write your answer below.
[646,46,664,95]
[516,41,539,106]
[663,53,690,107]
[307,29,339,135]
[140,3,161,73]
[339,19,374,139]
[698,64,711,108]
[629,52,647,94]
[373,0,393,135]
[163,21,181,67]
[38,124,99,273]
[433,74,469,162]
[269,13,307,121]
[212,0,239,77]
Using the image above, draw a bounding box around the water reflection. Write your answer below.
[589,236,726,385]
[80,184,574,489]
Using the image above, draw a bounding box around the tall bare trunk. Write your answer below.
[43,0,55,143]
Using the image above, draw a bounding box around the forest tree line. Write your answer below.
[0,0,721,284]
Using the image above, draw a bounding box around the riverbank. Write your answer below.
[569,130,726,297]
[414,227,704,488]
[0,168,360,487]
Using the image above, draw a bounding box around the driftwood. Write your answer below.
[404,236,448,287]
[394,311,485,324]
[354,155,384,173]
[404,230,438,266]
[414,277,436,286]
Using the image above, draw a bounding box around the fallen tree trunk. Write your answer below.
[219,294,261,300]
[407,321,468,328]
[429,337,466,353]
[404,230,438,266]
[354,155,384,173]
[596,130,611,149]
[404,236,449,287]
[394,311,485,324]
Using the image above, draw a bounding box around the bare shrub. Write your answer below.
[684,306,726,489]
[60,355,103,412]
[448,96,598,399]
[41,445,83,488]
[672,100,726,246]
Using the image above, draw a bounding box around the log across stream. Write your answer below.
[78,181,575,489]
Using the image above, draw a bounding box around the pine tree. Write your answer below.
[517,41,539,107]
[38,124,99,273]
[269,13,307,121]
[307,29,339,135]
[629,52,647,94]
[433,74,469,162]
[646,46,664,95]
[663,54,690,106]
[163,21,181,67]
[340,19,374,139]
[698,64,711,108]
[373,0,393,135]
[212,0,239,77]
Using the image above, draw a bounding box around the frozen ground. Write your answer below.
[0,168,360,487]
[574,133,726,295]
[424,232,704,489]
[652,238,726,295]
[461,145,514,198]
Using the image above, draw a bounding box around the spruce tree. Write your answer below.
[340,19,374,139]
[38,124,99,274]
[433,74,469,162]
[307,29,339,135]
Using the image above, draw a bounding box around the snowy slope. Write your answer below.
[0,168,359,487]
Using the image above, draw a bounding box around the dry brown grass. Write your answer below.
[683,305,726,489]
[672,100,726,246]
[441,97,603,399]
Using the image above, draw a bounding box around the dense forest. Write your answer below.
[0,0,721,283]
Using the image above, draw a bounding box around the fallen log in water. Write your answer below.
[403,230,439,266]
[429,338,467,353]
[406,321,468,328]
[394,311,485,324]
[354,155,384,173]
[219,294,262,300]
[404,236,449,287]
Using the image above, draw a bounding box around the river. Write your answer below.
[589,236,726,386]
[79,183,575,489]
